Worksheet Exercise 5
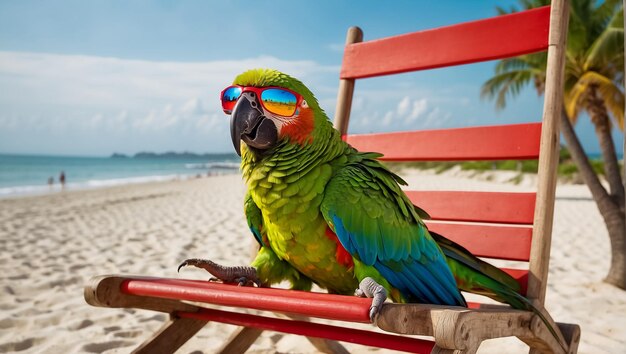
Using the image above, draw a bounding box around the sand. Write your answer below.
[0,169,624,353]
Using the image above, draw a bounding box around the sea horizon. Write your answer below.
[0,152,241,198]
[0,150,622,198]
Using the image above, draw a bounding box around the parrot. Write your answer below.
[178,69,562,348]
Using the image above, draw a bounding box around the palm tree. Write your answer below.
[482,0,626,289]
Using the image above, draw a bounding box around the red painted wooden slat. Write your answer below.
[121,278,372,323]
[425,221,532,261]
[341,6,550,79]
[407,191,537,224]
[178,308,435,353]
[345,123,542,161]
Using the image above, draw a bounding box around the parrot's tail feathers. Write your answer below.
[430,231,521,292]
[430,231,565,352]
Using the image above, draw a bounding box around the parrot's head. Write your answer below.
[224,68,326,157]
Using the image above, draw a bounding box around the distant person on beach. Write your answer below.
[59,171,66,189]
[47,177,54,189]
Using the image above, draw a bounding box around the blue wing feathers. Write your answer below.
[332,211,466,306]
[323,159,466,307]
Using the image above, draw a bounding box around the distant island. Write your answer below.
[110,151,239,159]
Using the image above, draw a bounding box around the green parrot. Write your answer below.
[179,68,544,325]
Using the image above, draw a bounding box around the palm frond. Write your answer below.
[565,79,588,124]
[585,27,624,69]
[593,0,622,27]
[481,70,534,110]
[596,77,625,131]
[485,0,624,132]
[566,71,625,130]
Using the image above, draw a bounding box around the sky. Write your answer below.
[0,0,623,157]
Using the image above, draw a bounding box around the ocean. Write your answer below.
[0,153,241,198]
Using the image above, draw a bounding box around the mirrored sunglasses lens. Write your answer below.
[261,89,297,116]
[221,87,242,113]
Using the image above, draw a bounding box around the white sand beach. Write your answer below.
[0,169,624,353]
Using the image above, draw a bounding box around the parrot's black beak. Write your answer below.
[230,93,278,156]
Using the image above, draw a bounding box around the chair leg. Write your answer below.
[528,323,581,354]
[133,315,208,354]
[557,323,581,354]
[306,336,351,354]
[217,327,264,354]
[431,345,477,354]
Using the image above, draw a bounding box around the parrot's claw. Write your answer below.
[177,258,260,287]
[356,277,388,323]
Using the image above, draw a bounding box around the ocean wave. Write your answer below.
[0,184,52,197]
[185,162,240,170]
[0,174,192,198]
[84,174,182,187]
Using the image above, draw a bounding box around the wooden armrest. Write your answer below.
[377,303,574,354]
[86,275,580,354]
[84,275,201,313]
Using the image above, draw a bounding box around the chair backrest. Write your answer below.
[333,1,569,305]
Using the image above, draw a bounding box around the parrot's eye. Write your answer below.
[301,100,308,108]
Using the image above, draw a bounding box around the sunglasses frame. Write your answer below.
[220,85,304,117]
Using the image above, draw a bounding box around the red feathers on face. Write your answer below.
[279,107,315,145]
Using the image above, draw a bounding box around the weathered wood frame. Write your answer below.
[84,1,580,353]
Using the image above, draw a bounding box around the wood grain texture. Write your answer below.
[84,275,200,313]
[216,327,264,354]
[345,123,542,161]
[333,27,363,136]
[527,0,570,304]
[378,303,573,353]
[340,6,550,79]
[133,316,207,354]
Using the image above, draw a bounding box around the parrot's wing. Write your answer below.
[244,191,265,246]
[320,159,465,306]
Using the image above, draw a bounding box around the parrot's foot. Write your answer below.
[177,258,260,287]
[355,277,388,323]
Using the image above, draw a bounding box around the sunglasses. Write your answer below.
[220,85,303,117]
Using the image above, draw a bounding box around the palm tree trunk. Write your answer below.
[587,88,625,210]
[560,111,626,289]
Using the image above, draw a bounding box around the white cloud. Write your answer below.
[396,96,410,116]
[407,98,428,123]
[351,95,450,132]
[328,43,345,53]
[381,111,394,126]
[180,98,204,115]
[422,107,453,128]
[0,51,338,108]
[0,51,339,154]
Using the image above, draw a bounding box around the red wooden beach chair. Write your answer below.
[85,0,581,352]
